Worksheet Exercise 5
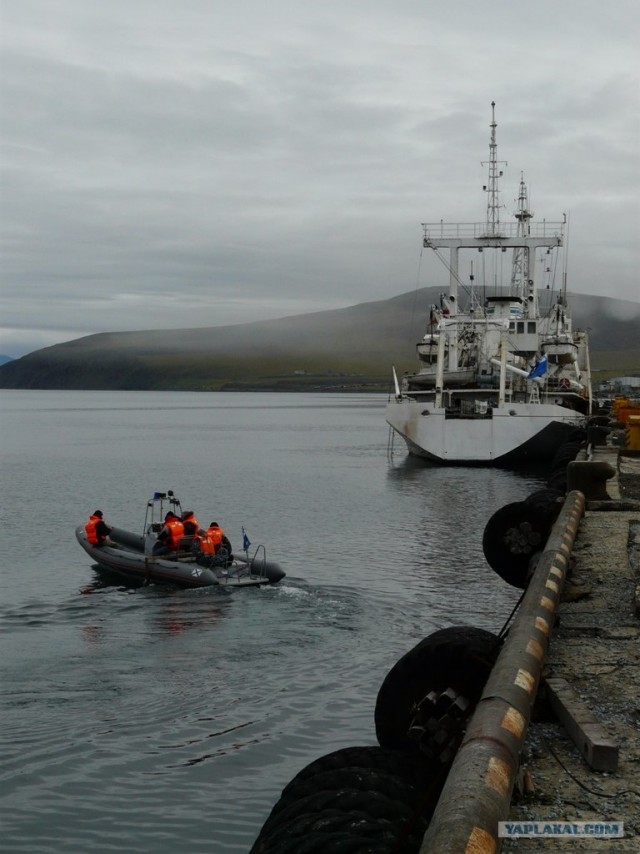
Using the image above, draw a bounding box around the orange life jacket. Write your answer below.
[207,525,225,552]
[194,534,214,555]
[164,518,185,550]
[194,525,224,555]
[85,514,102,545]
[182,513,200,535]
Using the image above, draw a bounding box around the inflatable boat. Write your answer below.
[76,491,285,589]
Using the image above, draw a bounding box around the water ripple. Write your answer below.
[0,391,546,853]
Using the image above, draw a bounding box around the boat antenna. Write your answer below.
[511,172,534,304]
[481,101,507,239]
[562,211,570,306]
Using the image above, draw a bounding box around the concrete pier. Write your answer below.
[500,450,640,850]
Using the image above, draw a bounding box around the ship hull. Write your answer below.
[385,398,585,464]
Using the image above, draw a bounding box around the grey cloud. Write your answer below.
[1,0,639,357]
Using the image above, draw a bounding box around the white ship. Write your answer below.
[386,103,591,464]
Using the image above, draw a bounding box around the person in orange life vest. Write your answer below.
[206,522,225,551]
[193,522,232,565]
[155,512,184,554]
[193,525,214,565]
[209,522,233,561]
[181,510,200,536]
[193,522,222,559]
[85,510,112,546]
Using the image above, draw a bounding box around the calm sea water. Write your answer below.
[0,391,545,853]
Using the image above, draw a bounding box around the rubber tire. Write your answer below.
[277,745,444,812]
[549,441,581,471]
[523,489,564,513]
[374,626,502,753]
[482,501,553,588]
[250,745,445,853]
[546,470,568,492]
[280,745,439,795]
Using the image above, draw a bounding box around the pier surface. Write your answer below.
[501,450,640,851]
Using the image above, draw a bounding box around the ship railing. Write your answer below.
[249,544,268,577]
[421,220,565,240]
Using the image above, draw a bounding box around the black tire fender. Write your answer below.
[250,745,445,854]
[374,626,502,753]
[482,501,554,588]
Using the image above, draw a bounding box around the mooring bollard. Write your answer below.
[566,459,615,500]
[418,490,585,854]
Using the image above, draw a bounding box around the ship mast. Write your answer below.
[510,172,534,306]
[422,102,563,319]
[481,101,507,239]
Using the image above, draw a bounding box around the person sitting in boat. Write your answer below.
[208,522,233,560]
[155,511,184,554]
[85,510,113,546]
[193,522,233,566]
[180,510,200,536]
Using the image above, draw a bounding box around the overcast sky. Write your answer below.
[1,0,639,357]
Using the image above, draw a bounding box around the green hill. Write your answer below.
[1,288,638,391]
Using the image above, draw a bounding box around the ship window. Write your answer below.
[517,322,525,334]
[509,322,515,332]
[528,322,536,333]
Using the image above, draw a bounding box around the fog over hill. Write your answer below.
[1,289,638,390]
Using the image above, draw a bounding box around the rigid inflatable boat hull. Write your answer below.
[76,527,285,588]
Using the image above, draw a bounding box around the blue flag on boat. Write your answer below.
[527,354,548,380]
[152,492,164,500]
[242,529,251,551]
